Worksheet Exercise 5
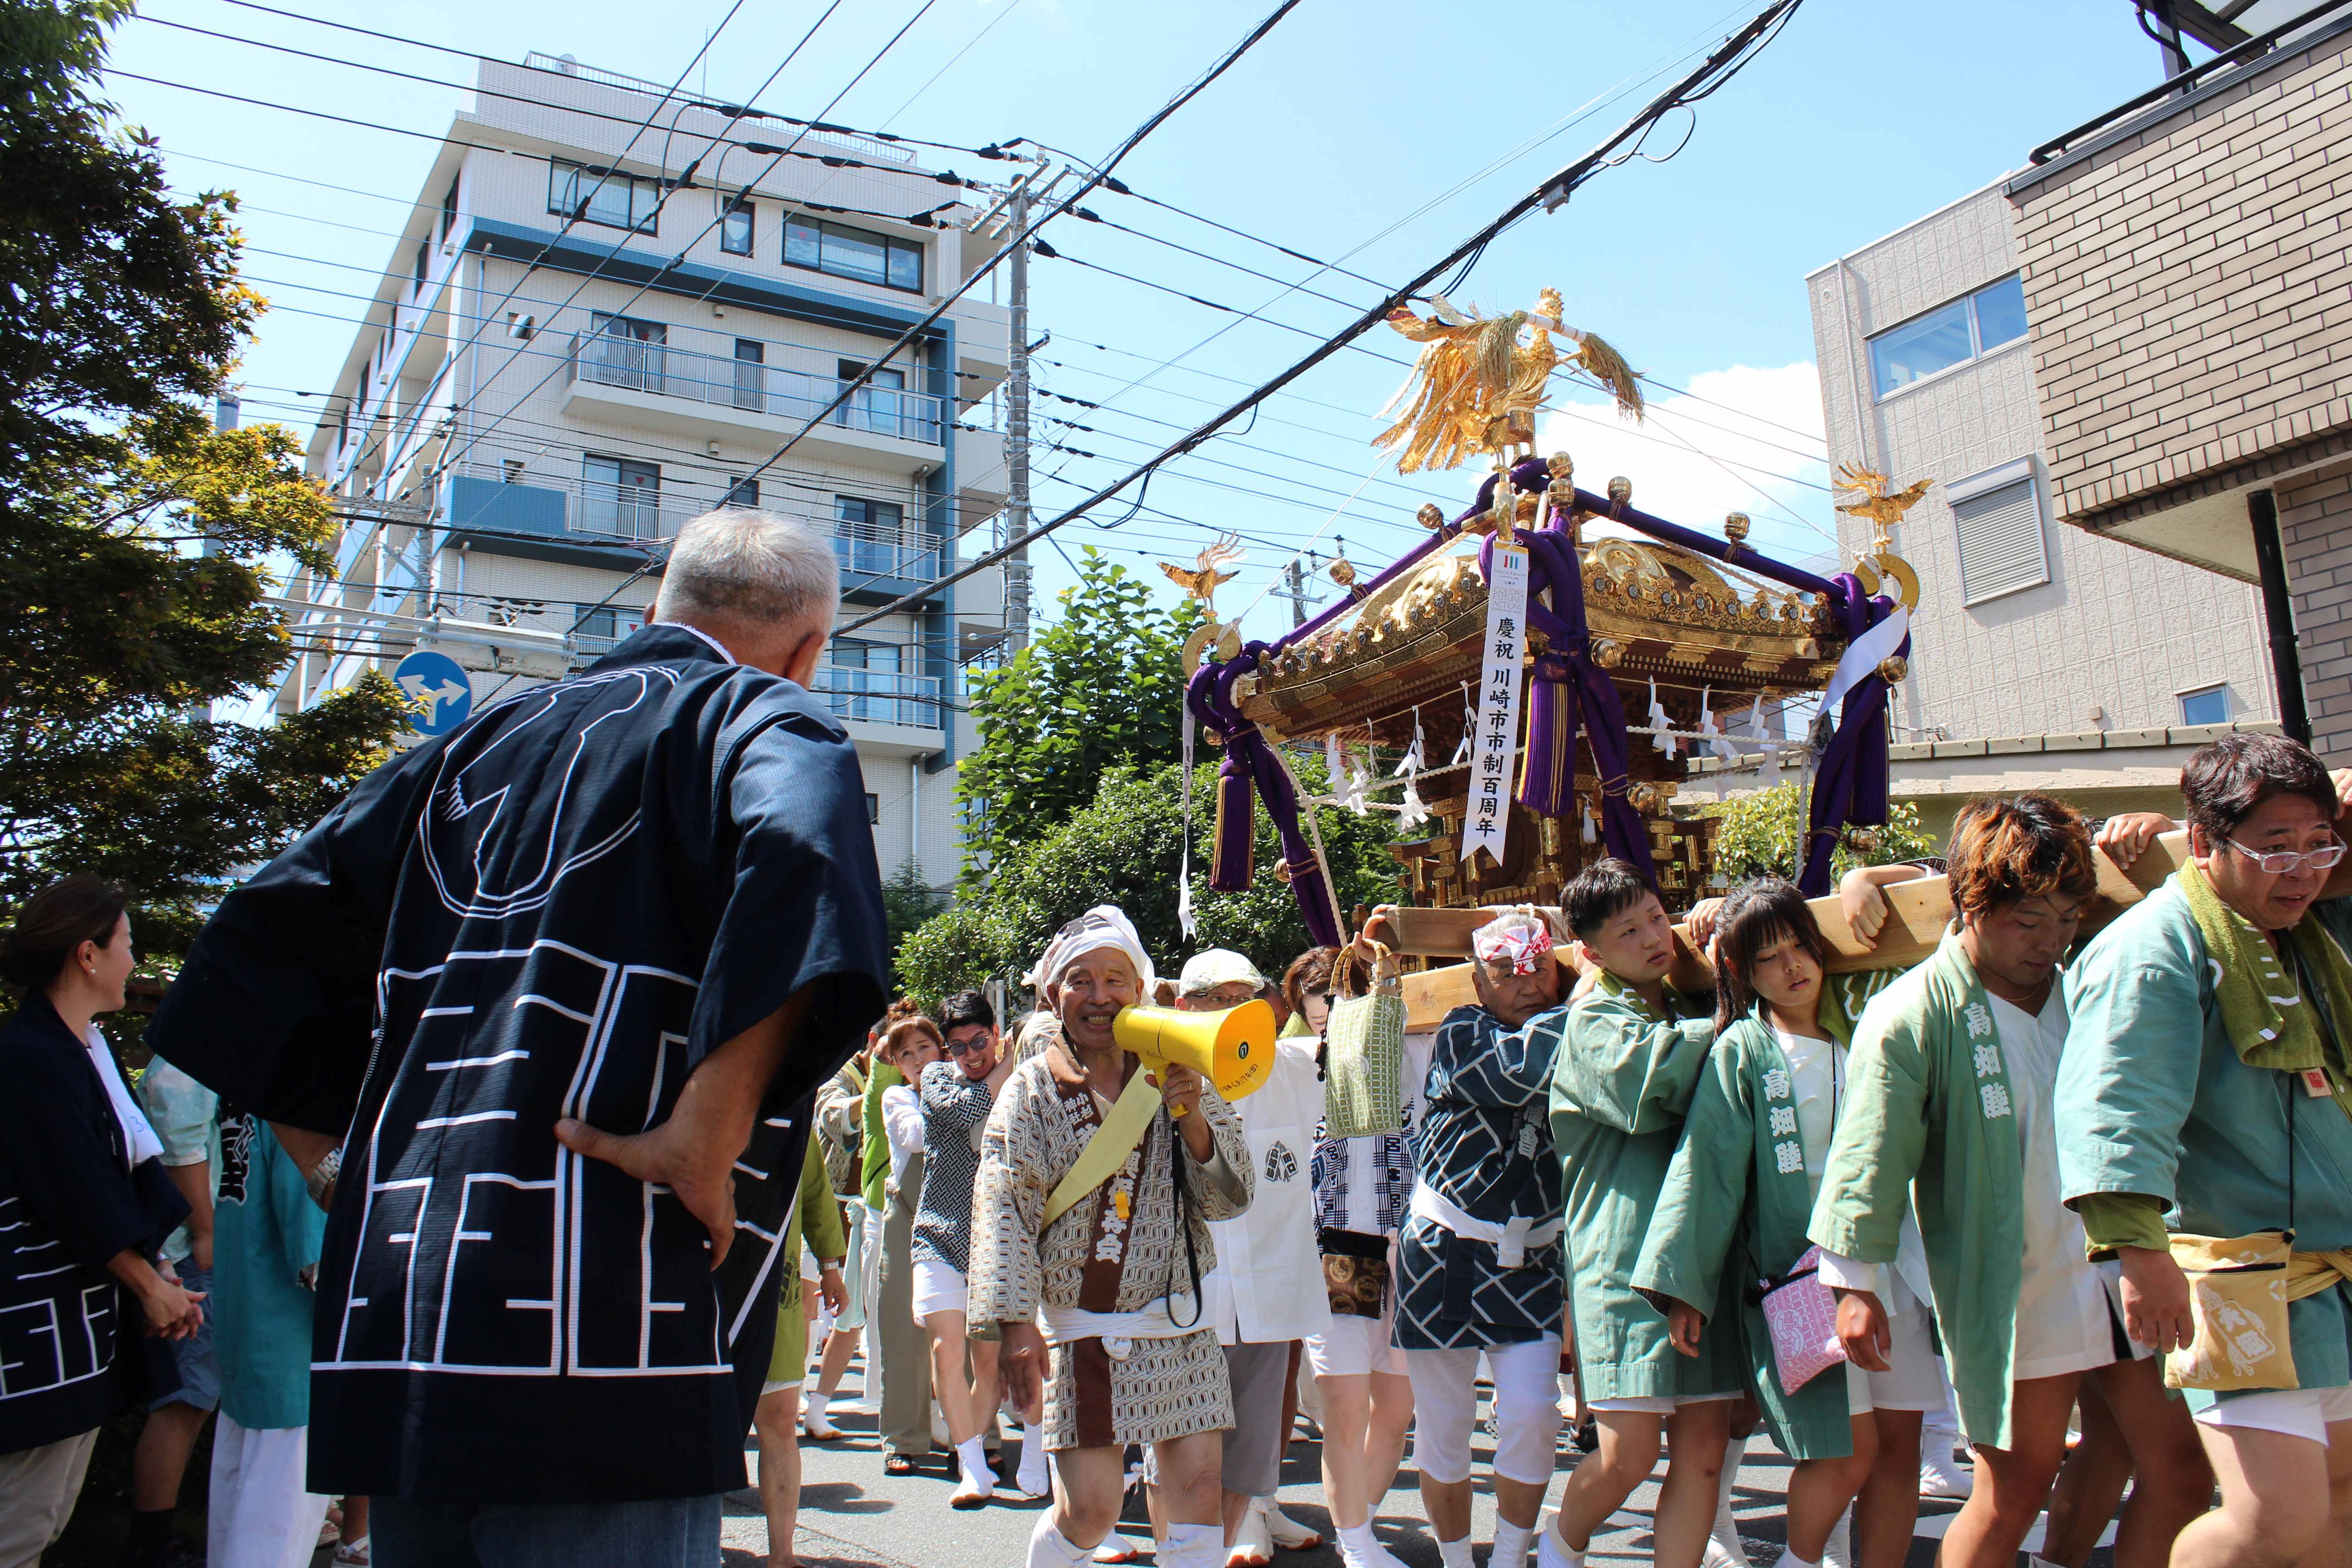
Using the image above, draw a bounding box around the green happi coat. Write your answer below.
[1545,972,1744,1401]
[1632,971,1899,1459]
[2058,884,2352,1405]
[1808,929,2032,1449]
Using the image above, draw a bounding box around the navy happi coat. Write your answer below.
[149,625,888,1503]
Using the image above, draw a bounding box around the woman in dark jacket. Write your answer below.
[0,876,202,1568]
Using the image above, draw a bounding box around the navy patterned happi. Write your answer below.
[149,624,888,1505]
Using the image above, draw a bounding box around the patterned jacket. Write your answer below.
[967,1044,1251,1325]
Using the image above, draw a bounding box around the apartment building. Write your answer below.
[2001,1,2352,762]
[1800,177,2279,837]
[275,51,1021,888]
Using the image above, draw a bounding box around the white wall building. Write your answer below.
[275,52,1023,892]
[1799,176,2281,835]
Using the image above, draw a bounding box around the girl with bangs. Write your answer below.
[1632,880,1927,1568]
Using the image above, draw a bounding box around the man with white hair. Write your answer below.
[1392,908,1573,1568]
[149,509,890,1567]
[969,909,1256,1568]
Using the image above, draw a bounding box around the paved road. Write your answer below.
[712,1357,2063,1568]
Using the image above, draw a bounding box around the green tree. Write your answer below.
[1699,783,1935,884]
[0,1,407,957]
[878,857,950,995]
[956,548,1204,886]
[898,758,1396,1005]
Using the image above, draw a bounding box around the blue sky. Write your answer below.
[104,0,2169,649]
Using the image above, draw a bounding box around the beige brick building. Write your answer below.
[2004,4,2352,758]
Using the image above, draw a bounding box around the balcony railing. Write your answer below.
[568,334,944,446]
[810,665,943,729]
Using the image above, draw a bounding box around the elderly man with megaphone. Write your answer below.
[969,907,1268,1568]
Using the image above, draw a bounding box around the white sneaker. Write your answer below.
[1093,1534,1142,1564]
[1227,1506,1274,1568]
[1919,1446,1973,1500]
[1259,1499,1322,1551]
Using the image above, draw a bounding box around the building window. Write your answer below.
[582,313,666,392]
[836,494,915,578]
[720,190,755,256]
[732,338,764,412]
[784,216,922,292]
[440,172,461,240]
[865,791,881,826]
[2179,685,2230,726]
[723,476,759,509]
[413,240,430,296]
[1947,457,2050,606]
[1868,274,2030,399]
[548,159,662,233]
[580,453,662,539]
[575,605,625,656]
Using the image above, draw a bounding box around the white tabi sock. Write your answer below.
[1029,1515,1093,1568]
[802,1389,828,1422]
[956,1435,994,1493]
[1536,1524,1584,1568]
[2029,1557,2067,1568]
[1336,1524,1380,1562]
[1492,1517,1536,1568]
[1770,1550,1819,1568]
[1820,1504,1853,1568]
[1436,1537,1476,1568]
[1161,1521,1225,1568]
[1016,1425,1051,1495]
[1704,1436,1750,1568]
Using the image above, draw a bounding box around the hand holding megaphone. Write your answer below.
[1110,998,1277,1115]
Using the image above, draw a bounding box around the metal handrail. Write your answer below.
[809,664,945,728]
[2030,0,2352,164]
[566,333,945,446]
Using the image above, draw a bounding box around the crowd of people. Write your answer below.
[0,504,2346,1568]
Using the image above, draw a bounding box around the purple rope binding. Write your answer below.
[1186,654,1344,950]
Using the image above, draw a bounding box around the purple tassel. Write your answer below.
[1210,760,1255,892]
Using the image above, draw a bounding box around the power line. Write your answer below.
[838,0,1807,636]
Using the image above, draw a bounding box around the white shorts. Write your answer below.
[761,1378,801,1398]
[2193,1384,2352,1446]
[911,1258,968,1323]
[1308,1313,1409,1380]
[1587,1392,1739,1414]
[1406,1338,1563,1486]
[1843,1304,1949,1415]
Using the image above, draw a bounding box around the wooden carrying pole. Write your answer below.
[1384,831,2352,1032]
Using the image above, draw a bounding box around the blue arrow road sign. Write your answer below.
[393,649,474,736]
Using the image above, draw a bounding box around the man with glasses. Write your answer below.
[2060,733,2352,1568]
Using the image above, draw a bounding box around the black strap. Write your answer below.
[1163,1111,1205,1330]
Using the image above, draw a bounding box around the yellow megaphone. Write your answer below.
[1112,999,1276,1108]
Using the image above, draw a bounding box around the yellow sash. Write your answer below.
[1041,1069,1164,1228]
[2166,1233,2352,1392]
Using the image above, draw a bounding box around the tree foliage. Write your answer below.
[878,857,950,995]
[0,1,407,956]
[1699,783,1936,884]
[956,548,1204,886]
[897,759,1397,1005]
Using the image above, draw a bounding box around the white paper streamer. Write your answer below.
[1460,545,1530,868]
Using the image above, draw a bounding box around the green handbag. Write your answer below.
[1322,949,1406,1139]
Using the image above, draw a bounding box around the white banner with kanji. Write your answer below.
[1460,544,1529,869]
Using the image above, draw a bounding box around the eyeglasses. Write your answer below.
[944,1037,992,1058]
[2223,836,2349,876]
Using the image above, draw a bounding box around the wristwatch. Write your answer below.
[305,1146,343,1210]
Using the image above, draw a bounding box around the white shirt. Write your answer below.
[1202,1039,1332,1345]
[1987,990,2120,1380]
[880,1083,923,1189]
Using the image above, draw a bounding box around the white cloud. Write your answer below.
[1534,362,1839,573]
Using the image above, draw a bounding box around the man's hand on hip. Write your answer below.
[555,988,810,1270]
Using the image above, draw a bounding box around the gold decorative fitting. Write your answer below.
[1274,858,1295,885]
[1329,557,1357,588]
[1592,638,1625,668]
[1416,502,1446,530]
[1607,475,1632,505]
[1834,464,1933,554]
[1876,655,1909,685]
[1795,636,1820,659]
[1158,532,1246,620]
[1547,450,1575,480]
[1723,511,1751,542]
[1846,827,1881,853]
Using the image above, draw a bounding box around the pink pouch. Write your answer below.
[1758,1245,1847,1393]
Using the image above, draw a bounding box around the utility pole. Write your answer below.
[1004,174,1034,651]
[1274,549,1328,627]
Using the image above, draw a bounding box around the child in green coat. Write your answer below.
[1634,879,1910,1568]
[1536,860,1732,1568]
